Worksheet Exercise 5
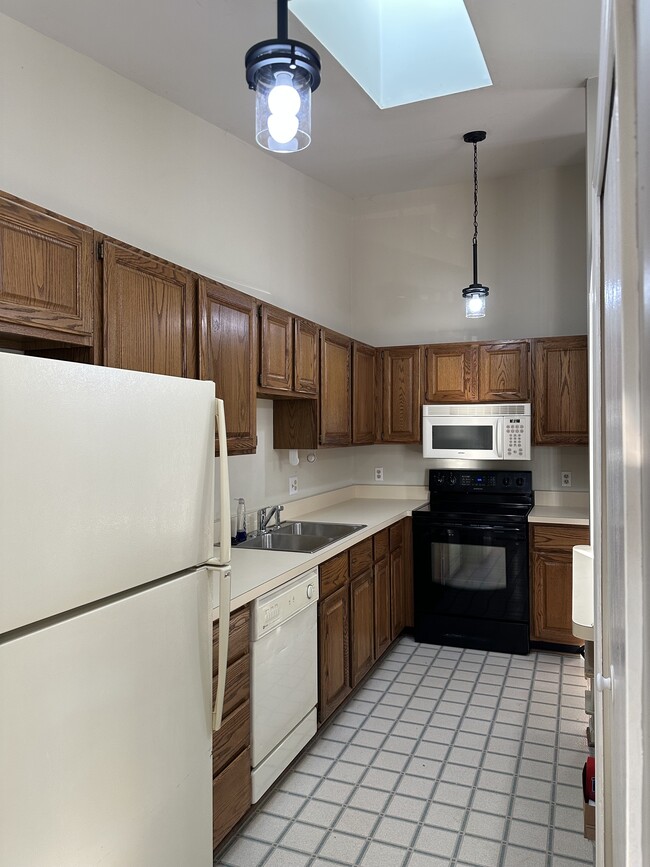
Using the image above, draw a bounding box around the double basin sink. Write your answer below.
[237,520,366,554]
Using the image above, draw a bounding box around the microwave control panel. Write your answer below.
[505,417,529,458]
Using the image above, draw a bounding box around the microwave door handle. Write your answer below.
[496,418,504,458]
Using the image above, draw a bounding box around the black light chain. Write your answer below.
[473,141,479,245]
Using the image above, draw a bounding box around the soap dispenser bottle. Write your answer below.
[234,498,247,544]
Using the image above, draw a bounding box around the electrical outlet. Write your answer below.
[374,467,384,482]
[289,476,298,495]
[561,471,572,487]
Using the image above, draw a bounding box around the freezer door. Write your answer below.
[0,568,213,867]
[0,354,215,633]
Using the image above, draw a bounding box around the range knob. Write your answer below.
[449,473,458,486]
[435,473,446,486]
[502,476,511,487]
[515,476,525,487]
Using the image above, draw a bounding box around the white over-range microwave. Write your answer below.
[422,403,532,461]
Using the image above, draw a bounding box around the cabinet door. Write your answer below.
[320,329,352,446]
[424,343,479,402]
[533,335,588,444]
[374,555,391,658]
[531,550,582,645]
[294,318,319,394]
[381,346,422,443]
[352,341,377,444]
[318,585,351,723]
[102,239,197,377]
[478,340,530,401]
[259,304,292,391]
[390,543,407,640]
[0,193,94,343]
[199,278,257,455]
[350,570,375,687]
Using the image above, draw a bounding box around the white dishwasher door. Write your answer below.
[250,567,319,798]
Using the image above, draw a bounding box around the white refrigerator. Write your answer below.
[0,353,232,866]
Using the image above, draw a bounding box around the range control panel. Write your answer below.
[428,469,533,494]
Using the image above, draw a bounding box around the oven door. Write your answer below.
[413,518,530,654]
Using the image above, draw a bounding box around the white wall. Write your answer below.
[351,165,588,345]
[0,14,589,512]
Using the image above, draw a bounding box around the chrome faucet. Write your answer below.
[258,504,284,533]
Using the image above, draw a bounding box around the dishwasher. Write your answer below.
[250,567,319,803]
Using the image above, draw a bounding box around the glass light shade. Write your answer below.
[255,66,312,152]
[465,292,487,318]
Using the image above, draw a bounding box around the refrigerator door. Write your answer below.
[0,354,215,634]
[0,568,213,867]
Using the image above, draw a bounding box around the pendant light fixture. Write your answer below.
[245,0,321,153]
[461,130,489,318]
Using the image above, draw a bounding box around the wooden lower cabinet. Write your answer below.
[212,606,251,850]
[318,520,412,724]
[318,584,351,723]
[530,523,590,645]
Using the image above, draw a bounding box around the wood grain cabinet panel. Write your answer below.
[294,317,319,394]
[350,570,375,687]
[478,340,530,401]
[213,747,251,849]
[424,343,478,403]
[259,304,292,391]
[380,346,422,442]
[350,538,373,578]
[352,341,377,444]
[530,523,590,645]
[0,192,94,343]
[533,335,588,444]
[102,239,197,378]
[320,328,352,446]
[318,584,351,723]
[199,278,257,455]
[390,542,407,640]
[373,547,391,658]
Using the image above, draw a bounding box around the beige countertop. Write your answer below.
[211,489,427,619]
[528,490,590,526]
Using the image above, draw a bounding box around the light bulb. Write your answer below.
[465,294,486,318]
[268,113,299,144]
[267,71,301,116]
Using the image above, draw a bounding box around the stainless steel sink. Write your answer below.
[237,521,366,553]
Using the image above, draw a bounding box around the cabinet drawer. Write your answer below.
[213,606,250,676]
[213,747,252,848]
[389,521,403,551]
[320,551,349,597]
[373,529,389,562]
[212,653,250,719]
[531,524,590,551]
[350,538,373,578]
[213,700,250,777]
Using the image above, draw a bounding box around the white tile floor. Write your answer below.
[215,636,595,867]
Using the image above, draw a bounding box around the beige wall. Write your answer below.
[0,14,589,511]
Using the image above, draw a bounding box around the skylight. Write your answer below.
[290,0,492,109]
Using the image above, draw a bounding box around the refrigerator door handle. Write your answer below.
[215,398,231,566]
[212,568,231,731]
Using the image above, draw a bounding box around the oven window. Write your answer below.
[432,424,494,451]
[432,541,506,591]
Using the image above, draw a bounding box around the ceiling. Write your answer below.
[0,0,601,197]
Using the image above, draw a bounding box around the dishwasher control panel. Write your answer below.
[251,567,319,641]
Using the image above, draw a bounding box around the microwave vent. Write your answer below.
[423,403,531,417]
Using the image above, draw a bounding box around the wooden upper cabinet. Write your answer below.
[320,328,352,446]
[533,335,588,444]
[0,192,94,343]
[259,303,292,391]
[424,342,478,402]
[294,317,319,394]
[102,239,197,377]
[199,277,257,455]
[478,340,530,401]
[352,341,377,444]
[381,345,422,443]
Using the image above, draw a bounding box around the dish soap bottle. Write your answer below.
[234,498,247,544]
